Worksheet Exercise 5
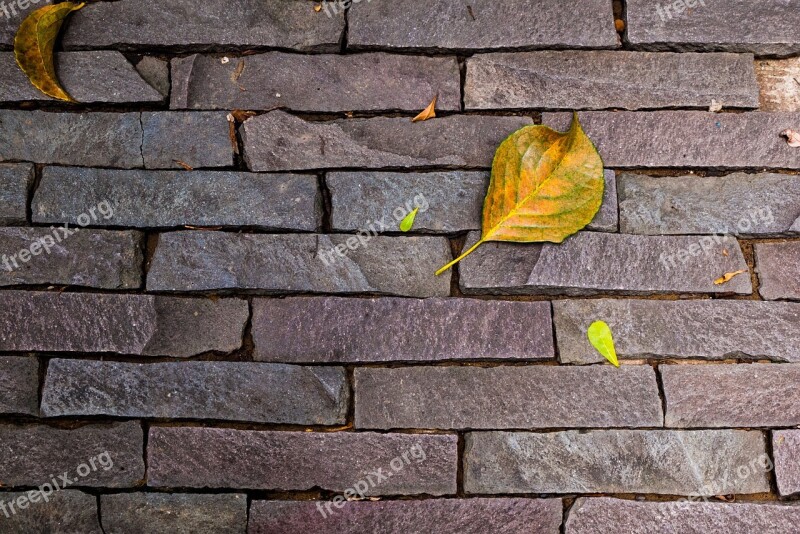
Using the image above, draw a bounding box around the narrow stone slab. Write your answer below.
[566,498,800,534]
[774,430,800,496]
[101,493,247,533]
[466,51,757,110]
[142,112,233,169]
[756,58,800,111]
[0,111,143,168]
[0,51,162,103]
[33,167,321,231]
[147,232,451,297]
[553,299,800,364]
[755,242,800,300]
[627,0,800,55]
[464,430,769,495]
[42,360,349,425]
[148,427,457,494]
[249,498,563,534]
[349,0,618,50]
[171,52,460,111]
[252,297,553,363]
[662,363,800,428]
[0,228,143,289]
[0,356,38,416]
[0,163,33,225]
[355,366,662,430]
[459,231,751,296]
[242,111,532,171]
[0,291,247,357]
[0,422,144,487]
[0,491,101,533]
[542,112,800,169]
[619,173,800,235]
[63,0,344,51]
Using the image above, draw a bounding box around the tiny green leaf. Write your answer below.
[399,207,419,232]
[587,320,619,367]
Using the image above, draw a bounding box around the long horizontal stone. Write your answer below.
[62,0,344,51]
[756,58,800,111]
[0,228,143,289]
[464,430,769,495]
[249,498,563,534]
[0,491,101,533]
[553,299,800,364]
[0,163,33,225]
[774,430,800,496]
[354,366,662,430]
[33,167,321,231]
[171,52,460,111]
[348,0,618,50]
[0,291,247,357]
[566,498,800,534]
[458,231,751,296]
[755,242,800,300]
[42,360,349,425]
[142,112,232,169]
[626,0,800,55]
[619,173,800,235]
[543,112,800,169]
[242,111,532,171]
[0,422,144,487]
[662,363,800,428]
[0,111,143,168]
[147,232,451,297]
[0,51,162,103]
[0,356,38,416]
[101,493,247,533]
[148,428,457,494]
[466,51,758,110]
[252,297,553,363]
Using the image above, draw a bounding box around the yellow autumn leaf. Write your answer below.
[399,207,419,232]
[713,269,747,285]
[411,95,437,122]
[435,113,604,275]
[587,320,619,367]
[14,2,85,103]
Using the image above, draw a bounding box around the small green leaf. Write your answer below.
[587,320,619,367]
[399,207,419,232]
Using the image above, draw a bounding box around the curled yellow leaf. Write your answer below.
[411,95,437,123]
[713,269,747,285]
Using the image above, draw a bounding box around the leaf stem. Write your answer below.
[435,239,484,276]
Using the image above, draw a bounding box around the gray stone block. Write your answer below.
[755,242,800,300]
[774,430,800,497]
[141,112,233,169]
[0,163,33,225]
[0,356,38,416]
[0,491,101,533]
[135,56,170,98]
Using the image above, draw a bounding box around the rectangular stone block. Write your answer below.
[0,356,38,416]
[249,498,563,534]
[0,422,144,487]
[0,291,247,357]
[33,167,321,231]
[141,112,233,169]
[0,228,143,289]
[543,111,800,169]
[553,299,800,364]
[42,360,349,425]
[242,111,532,171]
[0,111,143,168]
[63,0,344,51]
[0,51,162,103]
[619,173,800,235]
[773,430,800,497]
[756,58,800,111]
[171,52,460,112]
[627,0,800,55]
[464,430,769,495]
[466,51,758,110]
[148,428,457,495]
[147,231,451,297]
[459,231,751,296]
[755,242,800,300]
[566,498,800,534]
[662,363,800,428]
[252,297,554,363]
[349,0,618,50]
[101,493,247,533]
[354,366,662,430]
[0,163,33,225]
[0,491,101,533]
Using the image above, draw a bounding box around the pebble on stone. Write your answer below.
[0,163,34,225]
[141,112,233,169]
[755,242,800,300]
[0,356,38,416]
[101,493,247,533]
